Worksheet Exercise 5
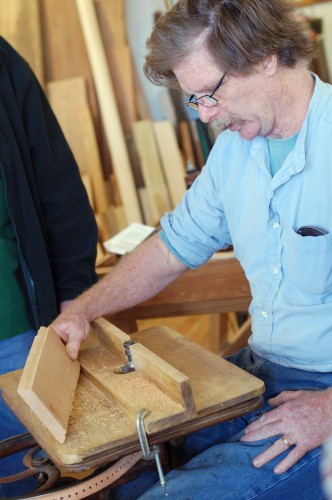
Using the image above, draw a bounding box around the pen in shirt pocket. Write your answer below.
[297,226,328,237]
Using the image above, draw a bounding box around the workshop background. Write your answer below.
[1,0,331,351]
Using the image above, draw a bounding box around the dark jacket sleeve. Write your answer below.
[21,71,98,302]
[0,37,98,323]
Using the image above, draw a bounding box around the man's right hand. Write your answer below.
[51,312,90,360]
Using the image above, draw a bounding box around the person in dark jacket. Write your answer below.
[0,37,98,497]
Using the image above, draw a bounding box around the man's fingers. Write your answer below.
[66,340,81,360]
[273,445,306,474]
[268,390,299,407]
[242,420,284,441]
[243,410,280,434]
[251,436,307,474]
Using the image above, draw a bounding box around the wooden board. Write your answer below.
[179,120,197,168]
[130,343,196,417]
[107,46,138,135]
[47,77,110,214]
[110,257,251,323]
[40,0,113,178]
[95,0,127,48]
[40,0,96,112]
[76,0,142,225]
[92,317,131,362]
[153,120,187,207]
[132,326,262,414]
[17,327,80,444]
[1,322,264,470]
[133,120,172,224]
[0,0,44,86]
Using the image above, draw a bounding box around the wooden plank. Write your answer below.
[47,77,110,214]
[76,0,142,224]
[95,0,127,48]
[96,0,137,133]
[110,257,251,323]
[0,0,44,86]
[40,0,113,178]
[40,0,96,114]
[92,317,131,362]
[132,326,264,415]
[107,46,138,135]
[179,120,197,168]
[133,120,172,224]
[153,120,187,207]
[17,327,80,444]
[130,343,196,417]
[189,119,205,168]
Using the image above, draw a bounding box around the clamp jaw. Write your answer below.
[136,408,166,490]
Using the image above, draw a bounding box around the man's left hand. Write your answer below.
[241,389,332,474]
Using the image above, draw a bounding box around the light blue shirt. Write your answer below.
[160,74,332,372]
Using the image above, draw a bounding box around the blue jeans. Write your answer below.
[0,329,37,498]
[113,348,329,499]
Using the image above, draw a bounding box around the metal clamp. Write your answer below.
[136,409,166,489]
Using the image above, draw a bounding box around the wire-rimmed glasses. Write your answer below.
[185,72,227,110]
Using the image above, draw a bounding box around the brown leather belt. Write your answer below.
[26,451,143,500]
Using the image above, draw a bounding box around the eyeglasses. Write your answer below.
[185,72,227,110]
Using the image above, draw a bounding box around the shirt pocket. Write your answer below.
[282,224,332,294]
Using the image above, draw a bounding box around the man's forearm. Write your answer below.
[61,233,187,322]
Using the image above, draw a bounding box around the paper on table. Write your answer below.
[103,223,156,255]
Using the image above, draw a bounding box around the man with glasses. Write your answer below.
[52,0,332,498]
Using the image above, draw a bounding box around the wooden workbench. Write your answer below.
[109,256,252,332]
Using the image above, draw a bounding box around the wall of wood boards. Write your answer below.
[0,0,201,263]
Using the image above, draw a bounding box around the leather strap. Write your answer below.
[30,451,143,499]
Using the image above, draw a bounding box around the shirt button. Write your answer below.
[261,311,268,318]
[272,267,279,275]
[273,222,280,229]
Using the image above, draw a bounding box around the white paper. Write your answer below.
[103,223,156,255]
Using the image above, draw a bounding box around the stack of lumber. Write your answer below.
[0,0,206,263]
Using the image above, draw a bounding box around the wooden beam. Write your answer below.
[107,46,138,135]
[153,120,187,207]
[133,120,172,224]
[17,327,80,444]
[92,317,131,362]
[47,77,110,214]
[40,0,113,178]
[0,0,44,86]
[76,0,142,224]
[130,343,196,417]
[94,0,127,48]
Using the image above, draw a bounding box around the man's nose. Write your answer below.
[198,105,220,123]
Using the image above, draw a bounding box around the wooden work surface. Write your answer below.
[110,257,252,327]
[0,323,263,473]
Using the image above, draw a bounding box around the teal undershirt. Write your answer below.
[267,133,299,176]
[0,176,31,339]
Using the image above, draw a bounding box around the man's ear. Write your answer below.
[261,54,278,77]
